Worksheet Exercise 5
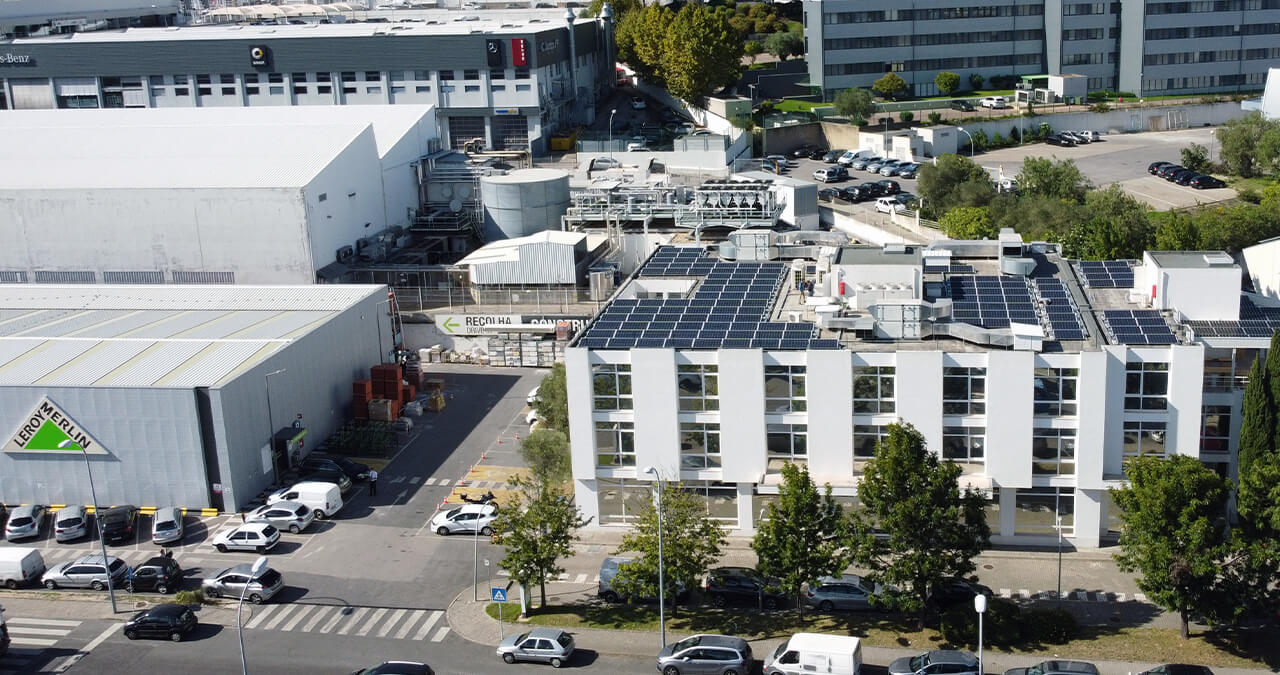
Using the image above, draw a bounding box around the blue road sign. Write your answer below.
[491,588,507,602]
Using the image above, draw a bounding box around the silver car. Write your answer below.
[42,554,129,590]
[890,650,980,675]
[496,627,575,668]
[850,156,880,171]
[657,634,752,675]
[429,504,497,536]
[4,505,46,541]
[201,563,284,604]
[54,505,88,543]
[151,507,184,545]
[879,160,904,176]
[246,500,315,534]
[805,574,882,611]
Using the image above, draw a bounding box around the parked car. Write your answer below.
[1005,661,1100,675]
[1058,131,1084,144]
[877,180,901,195]
[1191,175,1226,189]
[875,196,907,214]
[1077,130,1102,141]
[865,157,892,173]
[1063,131,1090,144]
[311,454,370,481]
[818,188,841,202]
[927,577,993,611]
[1158,164,1186,179]
[202,562,285,604]
[657,634,753,675]
[4,505,45,541]
[951,100,975,111]
[890,650,980,675]
[125,555,183,594]
[1137,666,1214,675]
[1045,134,1076,147]
[765,633,862,675]
[97,505,138,545]
[297,467,353,495]
[896,163,920,179]
[246,500,315,534]
[267,481,344,520]
[1174,171,1201,186]
[151,507,184,545]
[123,604,197,642]
[878,160,905,176]
[813,166,848,183]
[1148,161,1173,175]
[766,154,794,168]
[1167,168,1196,183]
[211,522,280,553]
[838,186,866,202]
[42,554,128,590]
[496,627,575,668]
[599,556,688,603]
[0,548,46,589]
[857,182,887,198]
[630,96,646,110]
[823,149,845,163]
[980,96,1008,109]
[850,155,880,171]
[805,574,881,611]
[626,142,650,152]
[704,567,786,609]
[351,663,434,675]
[429,503,497,536]
[792,144,819,159]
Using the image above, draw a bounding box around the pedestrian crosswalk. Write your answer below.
[995,588,1149,603]
[0,617,82,674]
[241,604,450,642]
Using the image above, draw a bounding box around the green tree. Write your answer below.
[833,88,876,122]
[917,154,995,219]
[493,477,588,610]
[764,31,803,62]
[1238,354,1273,480]
[612,481,727,614]
[661,4,744,101]
[1063,184,1153,260]
[586,0,641,18]
[615,6,670,82]
[1181,143,1212,173]
[1216,112,1280,178]
[532,363,570,435]
[1112,455,1233,639]
[899,111,914,123]
[519,428,571,486]
[968,73,985,90]
[743,40,763,64]
[990,193,1080,243]
[939,206,998,240]
[872,72,908,100]
[752,462,852,618]
[1154,211,1202,250]
[935,72,961,97]
[1017,157,1090,203]
[851,423,991,629]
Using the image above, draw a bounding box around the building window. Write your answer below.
[597,478,652,525]
[491,85,506,92]
[1014,488,1074,537]
[291,72,308,82]
[341,72,356,82]
[464,85,480,92]
[853,366,895,413]
[680,422,721,469]
[677,365,718,411]
[174,75,189,85]
[765,365,806,413]
[175,87,189,96]
[318,86,332,94]
[391,86,406,94]
[678,481,738,526]
[415,86,431,93]
[1032,428,1076,475]
[592,363,632,410]
[515,84,531,92]
[1125,362,1169,410]
[245,87,259,95]
[412,70,429,80]
[220,87,236,95]
[57,95,99,109]
[219,73,235,84]
[595,421,635,467]
[853,424,889,459]
[440,85,455,93]
[269,86,284,95]
[1123,420,1167,458]
[766,423,807,462]
[1201,405,1231,454]
[293,86,307,95]
[1034,368,1078,416]
[943,367,986,415]
[367,86,382,94]
[463,69,479,80]
[515,68,531,80]
[268,73,284,84]
[490,68,506,80]
[365,71,381,81]
[317,72,332,83]
[343,87,358,94]
[149,75,165,86]
[943,426,986,462]
[439,70,455,81]
[196,74,211,84]
[244,74,259,84]
[151,88,165,97]
[198,87,212,96]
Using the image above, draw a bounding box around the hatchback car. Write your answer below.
[1045,134,1074,146]
[813,166,848,183]
[246,500,315,534]
[818,188,840,202]
[1158,164,1186,179]
[303,454,371,481]
[890,650,980,675]
[42,554,129,590]
[850,155,880,171]
[876,196,907,214]
[857,182,887,198]
[1168,169,1197,183]
[839,186,867,202]
[703,567,785,609]
[125,555,183,594]
[791,145,818,159]
[1064,131,1090,144]
[97,505,138,545]
[865,158,892,173]
[496,627,575,668]
[53,505,88,543]
[1137,666,1213,675]
[877,180,901,195]
[951,100,975,112]
[1005,660,1101,675]
[1191,175,1226,189]
[1149,161,1172,175]
[878,160,904,176]
[805,574,881,611]
[928,577,993,611]
[202,563,285,604]
[123,603,197,642]
[211,522,280,553]
[351,663,434,675]
[4,505,46,541]
[896,163,920,179]
[656,634,752,675]
[151,507,184,545]
[431,503,497,536]
[822,149,845,163]
[1174,171,1201,186]
[980,96,1008,109]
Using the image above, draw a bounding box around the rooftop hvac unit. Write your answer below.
[336,245,355,262]
[787,311,804,323]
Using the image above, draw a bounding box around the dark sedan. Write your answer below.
[838,187,866,202]
[1168,169,1197,183]
[305,454,370,481]
[1148,161,1172,175]
[877,180,901,195]
[1174,171,1200,186]
[123,604,197,642]
[1157,164,1186,179]
[1190,175,1226,189]
[928,577,993,611]
[818,188,841,202]
[857,182,887,198]
[1045,134,1076,146]
[97,505,138,545]
[823,149,845,163]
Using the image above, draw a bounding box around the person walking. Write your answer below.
[368,468,378,497]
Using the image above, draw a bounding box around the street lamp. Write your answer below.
[265,368,287,482]
[957,126,975,157]
[974,593,987,675]
[643,465,666,648]
[748,83,756,105]
[608,108,617,163]
[57,438,116,614]
[238,555,270,675]
[1056,512,1064,610]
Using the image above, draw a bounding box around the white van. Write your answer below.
[837,149,874,166]
[0,547,46,590]
[765,633,862,675]
[267,481,344,520]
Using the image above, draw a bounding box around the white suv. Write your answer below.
[980,96,1008,109]
[875,196,907,214]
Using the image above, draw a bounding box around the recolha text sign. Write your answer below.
[4,397,108,454]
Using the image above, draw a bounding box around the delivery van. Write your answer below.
[765,633,862,675]
[0,547,46,590]
[267,481,344,520]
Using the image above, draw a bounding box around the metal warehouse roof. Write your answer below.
[0,284,383,388]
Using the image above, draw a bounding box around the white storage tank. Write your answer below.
[480,168,570,240]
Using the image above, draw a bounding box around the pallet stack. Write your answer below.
[352,379,372,421]
[352,364,422,422]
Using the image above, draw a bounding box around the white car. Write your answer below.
[245,501,315,534]
[526,386,540,405]
[875,196,907,214]
[626,142,650,152]
[430,504,497,536]
[526,409,539,425]
[1077,130,1102,142]
[212,522,280,553]
[629,96,646,110]
[980,96,1008,109]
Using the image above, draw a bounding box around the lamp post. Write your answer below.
[1056,512,1064,610]
[643,465,666,648]
[748,83,756,105]
[265,368,287,480]
[57,439,116,614]
[237,555,270,675]
[608,108,617,163]
[974,593,987,675]
[957,126,974,157]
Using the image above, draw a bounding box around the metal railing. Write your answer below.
[1202,373,1248,392]
[390,285,604,314]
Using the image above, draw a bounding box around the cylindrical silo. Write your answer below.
[479,168,570,240]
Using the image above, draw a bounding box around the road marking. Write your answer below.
[336,607,370,635]
[7,618,80,627]
[1134,592,1148,603]
[438,479,451,487]
[430,626,450,642]
[410,476,422,485]
[556,572,569,581]
[395,490,408,503]
[355,608,388,637]
[9,636,58,647]
[50,623,120,673]
[280,605,315,631]
[425,478,437,486]
[412,610,443,641]
[497,570,511,577]
[6,627,70,636]
[390,476,407,485]
[244,605,278,630]
[378,609,408,638]
[998,588,1012,598]
[394,609,426,640]
[261,605,299,631]
[574,573,587,583]
[319,607,351,633]
[300,606,333,632]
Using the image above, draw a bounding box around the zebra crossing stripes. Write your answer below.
[411,610,444,641]
[239,605,450,642]
[335,607,369,635]
[394,610,426,640]
[355,608,388,637]
[377,609,408,638]
[3,617,81,648]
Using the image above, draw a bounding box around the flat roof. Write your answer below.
[0,284,382,388]
[835,245,923,266]
[1147,251,1238,269]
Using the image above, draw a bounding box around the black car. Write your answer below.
[950,100,975,111]
[1045,134,1076,146]
[1157,164,1185,179]
[1191,175,1226,189]
[97,505,138,545]
[303,454,370,481]
[1148,161,1172,175]
[123,604,197,642]
[1167,168,1197,183]
[126,555,183,595]
[822,149,845,163]
[928,577,993,611]
[1174,171,1200,186]
[857,182,887,198]
[818,188,841,202]
[792,144,821,159]
[838,186,866,202]
[896,163,920,179]
[877,180,901,195]
[299,467,353,495]
[703,567,787,609]
[1137,666,1214,675]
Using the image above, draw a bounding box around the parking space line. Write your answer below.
[412,610,443,641]
[300,606,333,632]
[318,607,349,634]
[355,608,388,637]
[425,478,436,486]
[573,573,587,584]
[377,609,408,638]
[410,476,421,485]
[280,605,315,631]
[335,607,369,635]
[243,605,279,630]
[394,610,426,640]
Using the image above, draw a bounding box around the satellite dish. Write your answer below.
[449,198,463,212]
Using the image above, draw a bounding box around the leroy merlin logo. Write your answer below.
[3,397,108,455]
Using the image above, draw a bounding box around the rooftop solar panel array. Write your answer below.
[1185,297,1280,338]
[578,247,837,351]
[1034,278,1089,341]
[1077,260,1134,289]
[1102,309,1178,345]
[947,275,1038,329]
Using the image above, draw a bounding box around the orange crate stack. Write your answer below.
[352,379,372,420]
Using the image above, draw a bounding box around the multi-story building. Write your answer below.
[803,0,1280,98]
[564,233,1263,548]
[0,8,614,152]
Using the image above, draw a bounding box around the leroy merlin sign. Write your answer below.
[4,397,108,455]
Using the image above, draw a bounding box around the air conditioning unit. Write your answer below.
[336,245,355,262]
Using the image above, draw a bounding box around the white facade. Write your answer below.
[1243,236,1280,299]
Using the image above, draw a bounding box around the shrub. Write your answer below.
[1021,608,1079,644]
[174,589,206,605]
[1090,101,1111,113]
[969,74,985,91]
[928,111,943,125]
[1200,95,1220,105]
[939,598,1023,647]
[900,111,914,123]
[992,132,1006,148]
[1238,186,1262,204]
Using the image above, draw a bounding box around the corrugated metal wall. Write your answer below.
[470,241,577,285]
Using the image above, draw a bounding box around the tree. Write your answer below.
[611,481,726,614]
[764,31,803,62]
[900,111,914,123]
[519,428,571,486]
[661,4,744,101]
[493,477,588,610]
[1216,112,1280,178]
[1112,455,1233,639]
[872,72,908,100]
[833,88,876,122]
[532,363,569,435]
[586,0,641,18]
[968,73,985,91]
[851,423,991,629]
[935,72,961,97]
[1017,157,1091,203]
[752,463,852,618]
[1181,143,1211,173]
[1238,354,1273,481]
[1154,211,1202,250]
[1063,184,1153,260]
[743,40,763,64]
[1268,331,1280,454]
[939,206,998,240]
[990,193,1080,244]
[917,153,995,219]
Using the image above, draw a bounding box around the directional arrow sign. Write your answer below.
[442,317,460,334]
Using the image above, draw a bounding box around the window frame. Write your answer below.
[1033,367,1078,416]
[764,365,807,413]
[1123,420,1167,458]
[677,364,719,411]
[1032,427,1076,475]
[594,421,635,467]
[943,366,986,415]
[943,425,986,462]
[1125,362,1169,410]
[853,366,895,414]
[766,423,808,460]
[592,363,633,410]
[680,421,721,469]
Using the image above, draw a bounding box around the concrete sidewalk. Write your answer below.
[0,589,249,627]
[446,582,1274,675]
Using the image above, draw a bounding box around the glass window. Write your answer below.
[175,87,189,96]
[1033,368,1078,416]
[943,367,986,414]
[766,423,807,461]
[853,366,895,413]
[220,73,235,84]
[464,85,480,92]
[196,74,211,84]
[415,85,431,93]
[597,478,652,525]
[490,68,506,80]
[943,426,986,462]
[765,365,806,413]
[853,424,888,459]
[984,487,1001,533]
[490,85,506,92]
[413,70,429,80]
[463,69,479,80]
[268,73,284,84]
[514,68,531,80]
[595,421,635,467]
[1125,362,1169,410]
[291,72,308,82]
[269,86,284,95]
[678,481,738,526]
[515,84,531,92]
[1123,420,1167,458]
[149,75,165,86]
[243,73,259,84]
[439,70,455,81]
[680,422,721,469]
[341,71,357,82]
[293,86,307,95]
[221,87,236,95]
[365,71,381,81]
[1014,487,1074,536]
[1032,428,1076,475]
[316,72,332,83]
[677,364,718,411]
[1201,404,1231,454]
[174,75,189,85]
[592,364,632,410]
[318,85,332,94]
